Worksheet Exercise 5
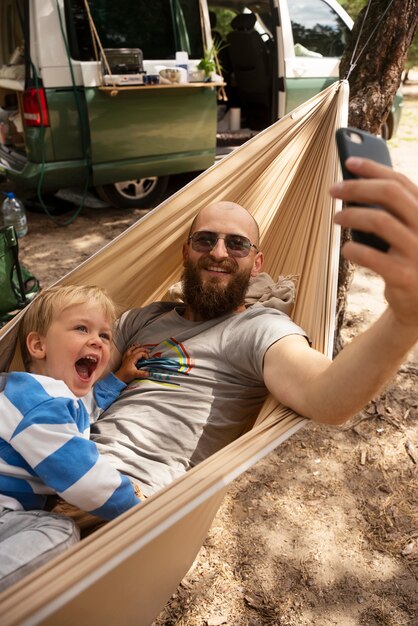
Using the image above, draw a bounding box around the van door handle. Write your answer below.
[293,65,307,77]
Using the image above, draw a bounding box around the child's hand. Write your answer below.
[114,344,150,383]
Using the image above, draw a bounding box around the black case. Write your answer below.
[101,48,144,75]
[336,127,392,252]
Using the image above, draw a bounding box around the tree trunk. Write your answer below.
[333,0,418,355]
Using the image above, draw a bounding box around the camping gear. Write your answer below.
[0,225,40,326]
[0,81,348,625]
[2,192,28,238]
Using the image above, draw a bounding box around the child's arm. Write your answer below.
[88,345,150,419]
[2,373,141,520]
[89,371,126,418]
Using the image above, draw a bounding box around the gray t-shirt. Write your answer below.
[91,302,307,495]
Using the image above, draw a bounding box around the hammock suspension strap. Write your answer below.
[344,0,396,80]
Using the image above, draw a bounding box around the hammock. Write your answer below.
[0,81,349,625]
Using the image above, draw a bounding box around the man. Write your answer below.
[91,157,418,496]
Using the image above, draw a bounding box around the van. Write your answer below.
[0,0,219,208]
[210,0,402,155]
[0,1,401,209]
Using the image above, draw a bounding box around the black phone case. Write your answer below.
[336,127,392,252]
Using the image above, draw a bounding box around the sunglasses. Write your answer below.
[188,231,259,258]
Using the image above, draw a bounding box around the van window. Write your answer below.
[0,0,25,67]
[288,0,349,58]
[209,2,274,40]
[65,0,204,61]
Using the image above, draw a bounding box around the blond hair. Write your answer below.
[20,285,117,370]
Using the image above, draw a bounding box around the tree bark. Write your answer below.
[333,0,418,355]
[341,0,418,133]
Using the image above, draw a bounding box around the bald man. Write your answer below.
[91,163,418,497]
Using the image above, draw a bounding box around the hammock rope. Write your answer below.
[345,0,397,80]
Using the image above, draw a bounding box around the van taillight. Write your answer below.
[23,88,50,127]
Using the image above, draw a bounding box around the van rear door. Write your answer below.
[64,0,217,189]
[277,0,353,115]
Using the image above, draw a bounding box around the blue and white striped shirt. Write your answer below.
[0,372,140,520]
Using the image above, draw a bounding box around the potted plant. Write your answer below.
[195,42,225,81]
[196,46,217,80]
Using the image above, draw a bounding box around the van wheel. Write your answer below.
[96,176,169,209]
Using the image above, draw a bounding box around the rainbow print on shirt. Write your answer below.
[126,337,193,388]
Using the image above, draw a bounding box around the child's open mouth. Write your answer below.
[75,356,98,381]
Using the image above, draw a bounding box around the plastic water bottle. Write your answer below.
[175,51,189,81]
[2,192,28,237]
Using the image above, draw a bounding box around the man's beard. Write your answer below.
[181,257,252,320]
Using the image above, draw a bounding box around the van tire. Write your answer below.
[96,176,169,209]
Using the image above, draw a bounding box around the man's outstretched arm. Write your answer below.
[263,158,418,424]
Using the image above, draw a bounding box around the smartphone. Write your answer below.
[336,127,392,252]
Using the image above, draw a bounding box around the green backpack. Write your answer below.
[0,225,40,325]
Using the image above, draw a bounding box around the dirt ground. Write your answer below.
[4,79,418,625]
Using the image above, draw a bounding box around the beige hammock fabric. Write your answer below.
[0,81,348,625]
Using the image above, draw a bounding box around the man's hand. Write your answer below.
[114,344,150,384]
[331,157,418,329]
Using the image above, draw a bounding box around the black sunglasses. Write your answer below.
[188,231,259,258]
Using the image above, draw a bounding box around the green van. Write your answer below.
[0,0,219,208]
[0,0,402,209]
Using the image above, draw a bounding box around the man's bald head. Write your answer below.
[189,201,260,247]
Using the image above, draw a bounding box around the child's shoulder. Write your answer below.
[0,372,8,393]
[5,372,76,400]
[0,370,30,393]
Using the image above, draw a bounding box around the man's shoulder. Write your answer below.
[241,304,293,323]
[244,304,288,316]
[120,301,179,325]
[140,301,179,315]
[238,305,308,338]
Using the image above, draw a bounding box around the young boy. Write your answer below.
[0,285,146,591]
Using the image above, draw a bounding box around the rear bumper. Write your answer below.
[0,147,91,192]
[0,145,26,173]
[0,146,215,192]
